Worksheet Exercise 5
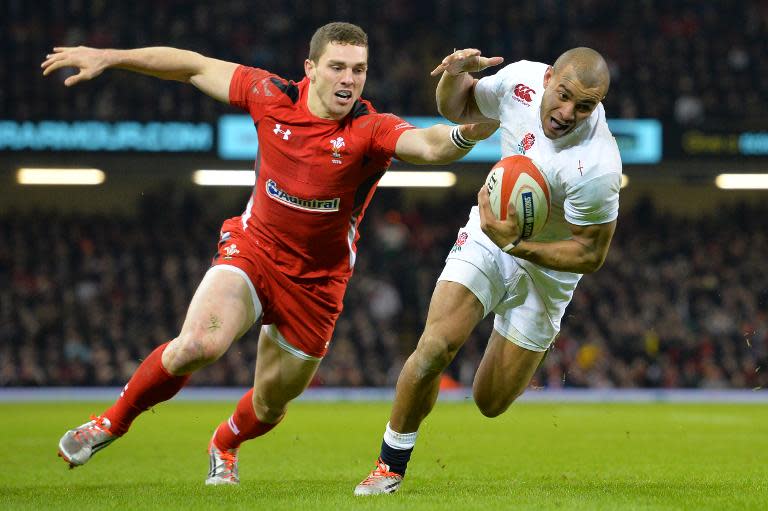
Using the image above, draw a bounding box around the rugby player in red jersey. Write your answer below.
[41,22,499,484]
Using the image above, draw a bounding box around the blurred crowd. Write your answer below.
[2,0,766,390]
[1,187,765,390]
[3,0,767,127]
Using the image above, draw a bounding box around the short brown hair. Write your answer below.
[308,22,368,62]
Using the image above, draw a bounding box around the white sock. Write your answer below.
[383,421,418,450]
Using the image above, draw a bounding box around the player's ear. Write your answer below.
[304,59,316,82]
[543,66,553,88]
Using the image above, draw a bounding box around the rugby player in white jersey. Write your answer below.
[355,47,622,495]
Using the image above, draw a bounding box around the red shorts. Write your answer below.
[211,217,348,358]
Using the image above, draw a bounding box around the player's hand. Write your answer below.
[41,46,110,86]
[460,121,500,142]
[430,48,504,77]
[478,185,522,251]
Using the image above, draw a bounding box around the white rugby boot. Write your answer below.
[354,458,403,495]
[205,438,240,485]
[58,415,118,468]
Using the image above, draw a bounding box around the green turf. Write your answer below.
[1,401,766,510]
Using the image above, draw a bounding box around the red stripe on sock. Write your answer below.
[213,389,281,450]
[103,342,190,436]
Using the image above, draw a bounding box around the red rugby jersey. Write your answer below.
[228,65,414,279]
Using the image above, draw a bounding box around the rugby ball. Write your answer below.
[484,155,551,239]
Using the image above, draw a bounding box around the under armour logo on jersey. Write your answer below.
[273,124,291,140]
[513,84,535,104]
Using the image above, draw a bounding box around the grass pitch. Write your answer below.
[1,400,766,510]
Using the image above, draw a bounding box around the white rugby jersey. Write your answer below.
[471,60,622,306]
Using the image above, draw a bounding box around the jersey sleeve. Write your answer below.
[564,172,621,226]
[370,113,415,157]
[229,65,282,121]
[475,60,533,120]
[473,62,521,120]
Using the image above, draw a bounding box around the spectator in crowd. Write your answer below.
[1,191,766,390]
[2,0,766,391]
[3,0,767,125]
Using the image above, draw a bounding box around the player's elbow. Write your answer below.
[175,51,213,83]
[437,103,474,126]
[436,103,462,125]
[579,251,606,273]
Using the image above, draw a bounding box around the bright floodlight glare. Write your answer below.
[621,174,629,188]
[379,171,456,187]
[715,174,768,189]
[193,170,457,188]
[17,168,105,185]
[193,170,255,186]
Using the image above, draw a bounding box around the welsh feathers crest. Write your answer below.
[330,137,345,156]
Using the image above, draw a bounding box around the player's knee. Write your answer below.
[165,333,226,373]
[473,387,522,418]
[412,332,462,377]
[252,391,287,423]
[474,395,512,418]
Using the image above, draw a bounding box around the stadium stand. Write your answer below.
[1,1,766,389]
[0,189,765,389]
[3,0,767,126]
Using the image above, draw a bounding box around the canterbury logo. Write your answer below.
[513,84,535,103]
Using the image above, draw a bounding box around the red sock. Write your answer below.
[102,342,190,436]
[212,389,282,450]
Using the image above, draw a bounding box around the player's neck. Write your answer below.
[306,85,344,121]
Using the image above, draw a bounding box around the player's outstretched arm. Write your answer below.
[395,121,499,165]
[477,186,616,273]
[41,46,238,103]
[432,48,503,124]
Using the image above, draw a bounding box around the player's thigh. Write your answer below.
[252,327,320,409]
[424,280,485,340]
[179,268,258,350]
[415,280,486,361]
[472,329,545,416]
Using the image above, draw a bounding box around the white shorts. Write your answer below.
[439,223,565,352]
